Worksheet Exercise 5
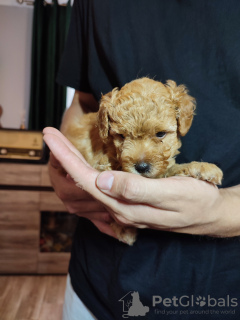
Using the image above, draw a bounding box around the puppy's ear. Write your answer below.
[166,80,196,136]
[98,93,111,143]
[98,88,118,142]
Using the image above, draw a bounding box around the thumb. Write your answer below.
[96,171,167,205]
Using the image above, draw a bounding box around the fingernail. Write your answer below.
[97,172,114,191]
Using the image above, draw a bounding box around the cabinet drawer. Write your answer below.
[0,163,42,186]
[0,210,39,230]
[0,190,40,211]
[0,230,39,251]
[0,162,70,274]
[40,165,52,187]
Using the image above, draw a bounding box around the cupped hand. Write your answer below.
[43,127,235,238]
[96,171,225,236]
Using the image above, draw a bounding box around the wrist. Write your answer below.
[213,186,240,237]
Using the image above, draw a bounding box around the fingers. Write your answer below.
[43,128,117,207]
[48,156,93,202]
[43,127,90,166]
[43,129,99,192]
[49,152,62,170]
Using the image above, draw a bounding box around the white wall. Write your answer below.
[0,4,33,128]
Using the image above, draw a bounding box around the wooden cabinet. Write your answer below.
[0,163,70,274]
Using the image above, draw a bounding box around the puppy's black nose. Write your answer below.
[135,162,151,174]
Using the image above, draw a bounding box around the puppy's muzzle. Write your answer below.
[135,161,151,174]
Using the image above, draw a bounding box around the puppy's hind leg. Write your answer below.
[111,222,137,246]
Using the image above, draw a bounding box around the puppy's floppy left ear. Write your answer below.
[98,88,118,143]
[97,92,111,143]
[166,80,196,136]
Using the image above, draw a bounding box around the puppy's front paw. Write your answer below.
[111,222,137,245]
[168,162,223,185]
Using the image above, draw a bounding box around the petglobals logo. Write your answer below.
[119,291,150,318]
[152,295,238,308]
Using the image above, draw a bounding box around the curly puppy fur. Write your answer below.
[64,78,223,245]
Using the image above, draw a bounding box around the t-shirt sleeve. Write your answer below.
[56,0,91,93]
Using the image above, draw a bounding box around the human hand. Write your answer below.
[96,172,240,238]
[47,131,116,238]
[44,127,240,239]
[96,171,225,236]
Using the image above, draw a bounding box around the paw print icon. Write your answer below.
[195,296,206,307]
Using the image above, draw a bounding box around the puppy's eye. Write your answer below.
[156,132,166,139]
[119,134,125,139]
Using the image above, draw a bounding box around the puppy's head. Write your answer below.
[98,78,195,178]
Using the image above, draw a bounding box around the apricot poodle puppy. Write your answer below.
[64,78,223,245]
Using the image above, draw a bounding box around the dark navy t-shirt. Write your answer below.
[57,1,240,319]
